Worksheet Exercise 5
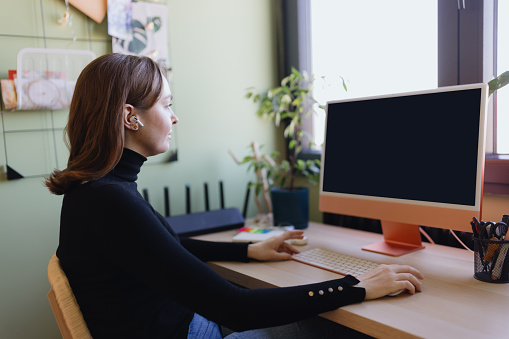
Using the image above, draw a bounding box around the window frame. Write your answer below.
[283,0,509,194]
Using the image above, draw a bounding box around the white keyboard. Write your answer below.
[293,248,380,277]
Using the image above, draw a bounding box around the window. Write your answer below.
[280,0,509,193]
[496,1,509,153]
[310,1,437,147]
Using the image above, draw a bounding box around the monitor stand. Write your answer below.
[362,221,425,256]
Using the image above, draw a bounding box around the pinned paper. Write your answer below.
[108,0,133,41]
[112,2,169,67]
[69,0,107,24]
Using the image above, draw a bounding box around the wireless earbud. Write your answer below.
[130,116,144,127]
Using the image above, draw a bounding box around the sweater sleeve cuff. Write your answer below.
[341,275,361,285]
[240,242,251,262]
[340,275,366,301]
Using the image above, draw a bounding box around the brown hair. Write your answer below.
[45,53,164,195]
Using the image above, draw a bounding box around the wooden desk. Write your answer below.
[195,221,509,339]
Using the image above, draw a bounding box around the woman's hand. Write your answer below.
[357,264,424,300]
[247,230,304,261]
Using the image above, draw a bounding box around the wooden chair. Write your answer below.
[47,253,92,339]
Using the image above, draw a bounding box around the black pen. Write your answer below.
[471,221,479,238]
[472,217,481,237]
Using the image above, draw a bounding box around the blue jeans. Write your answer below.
[188,313,222,339]
[188,313,371,339]
[223,316,372,339]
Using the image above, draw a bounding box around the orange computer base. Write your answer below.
[362,221,425,256]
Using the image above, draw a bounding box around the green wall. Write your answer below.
[0,0,280,337]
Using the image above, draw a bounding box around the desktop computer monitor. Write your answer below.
[319,83,489,256]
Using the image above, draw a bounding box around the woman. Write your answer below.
[46,53,423,339]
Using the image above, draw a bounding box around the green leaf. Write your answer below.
[339,76,348,92]
[254,184,262,196]
[150,17,162,32]
[240,155,252,164]
[489,71,509,96]
[132,19,145,30]
[129,20,148,54]
[288,139,296,150]
[281,74,291,87]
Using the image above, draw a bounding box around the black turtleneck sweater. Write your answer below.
[56,148,366,339]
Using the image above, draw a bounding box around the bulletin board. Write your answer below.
[0,0,177,180]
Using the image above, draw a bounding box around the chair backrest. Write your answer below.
[47,253,93,339]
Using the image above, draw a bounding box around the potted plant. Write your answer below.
[229,141,278,225]
[244,68,328,229]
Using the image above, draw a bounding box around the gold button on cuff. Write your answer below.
[319,290,324,295]
[308,291,314,297]
[328,287,333,293]
[338,286,344,292]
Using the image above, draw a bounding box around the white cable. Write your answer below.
[419,226,435,244]
[449,229,474,253]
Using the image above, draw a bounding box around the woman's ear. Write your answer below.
[124,104,138,130]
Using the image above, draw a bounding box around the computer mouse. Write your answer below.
[289,236,308,246]
[387,289,405,297]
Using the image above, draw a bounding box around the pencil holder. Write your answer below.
[473,237,509,283]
